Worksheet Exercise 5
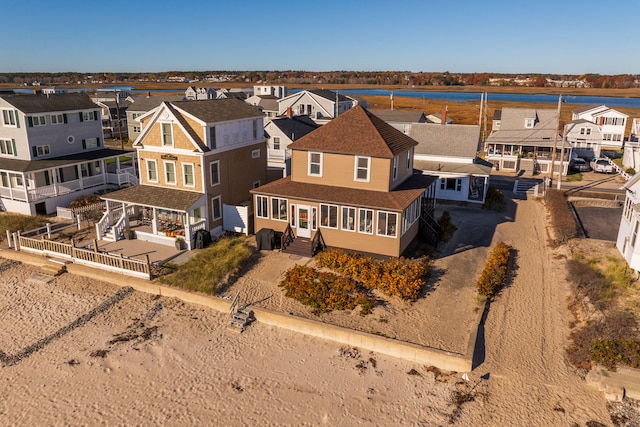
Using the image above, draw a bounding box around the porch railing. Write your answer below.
[311,228,326,255]
[281,224,294,250]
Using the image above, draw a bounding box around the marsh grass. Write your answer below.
[0,213,50,242]
[158,236,253,293]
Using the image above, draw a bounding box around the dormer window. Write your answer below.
[524,118,535,128]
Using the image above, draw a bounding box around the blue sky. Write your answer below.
[3,0,638,74]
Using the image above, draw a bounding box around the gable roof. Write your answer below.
[308,89,354,103]
[410,123,480,158]
[270,116,319,139]
[369,109,426,123]
[0,93,97,113]
[486,108,560,145]
[171,98,262,123]
[288,106,417,158]
[128,95,185,112]
[572,104,604,115]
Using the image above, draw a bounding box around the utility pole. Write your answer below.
[114,90,124,150]
[550,95,562,183]
[557,123,569,190]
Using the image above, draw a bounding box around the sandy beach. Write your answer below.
[0,196,620,425]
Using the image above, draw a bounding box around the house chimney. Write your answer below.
[287,107,292,117]
[441,105,448,125]
[147,91,151,98]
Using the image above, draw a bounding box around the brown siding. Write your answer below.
[389,149,415,190]
[138,150,204,193]
[143,121,195,151]
[290,150,392,191]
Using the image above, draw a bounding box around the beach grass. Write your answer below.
[158,236,253,293]
[0,213,50,242]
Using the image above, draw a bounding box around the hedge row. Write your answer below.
[591,339,640,370]
[477,242,512,297]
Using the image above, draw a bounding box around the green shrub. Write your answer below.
[626,167,636,175]
[483,186,506,211]
[437,210,457,243]
[477,242,512,297]
[591,339,640,369]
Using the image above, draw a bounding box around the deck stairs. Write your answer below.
[519,159,537,176]
[228,291,254,333]
[281,236,314,258]
[40,259,68,277]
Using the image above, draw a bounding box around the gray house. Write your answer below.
[410,123,491,204]
[370,109,427,134]
[126,95,185,142]
[0,93,136,215]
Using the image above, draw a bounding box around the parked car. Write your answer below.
[590,158,614,173]
[570,158,590,172]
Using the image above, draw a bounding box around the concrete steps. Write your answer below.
[586,366,640,401]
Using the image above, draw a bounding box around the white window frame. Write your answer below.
[354,156,370,182]
[377,211,398,238]
[31,115,46,126]
[393,156,399,181]
[407,148,413,170]
[256,195,268,218]
[82,111,96,121]
[309,151,322,177]
[51,114,64,125]
[311,206,318,230]
[252,180,261,189]
[183,163,195,187]
[341,206,357,232]
[524,118,535,128]
[320,203,338,229]
[164,161,176,185]
[271,197,288,221]
[85,138,98,149]
[632,220,640,247]
[146,159,158,182]
[210,160,220,186]
[273,136,280,150]
[252,149,260,159]
[2,109,16,127]
[36,145,50,156]
[212,195,222,220]
[161,122,173,147]
[358,208,374,234]
[0,139,14,156]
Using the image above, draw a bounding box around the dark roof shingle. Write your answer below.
[171,98,262,123]
[0,93,98,113]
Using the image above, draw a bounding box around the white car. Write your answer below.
[590,158,614,174]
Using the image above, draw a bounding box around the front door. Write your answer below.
[297,205,311,238]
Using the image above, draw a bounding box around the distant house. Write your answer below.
[98,99,266,249]
[92,100,128,140]
[616,173,640,272]
[277,89,358,123]
[484,108,569,176]
[251,105,438,258]
[216,89,248,100]
[410,123,491,204]
[369,109,427,134]
[564,119,603,159]
[245,95,280,120]
[185,86,216,100]
[425,112,453,124]
[253,85,287,98]
[0,93,136,215]
[264,115,318,180]
[572,105,628,149]
[126,95,185,142]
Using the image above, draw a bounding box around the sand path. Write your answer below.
[459,197,611,425]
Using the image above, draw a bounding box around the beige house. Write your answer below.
[251,106,438,258]
[98,98,266,249]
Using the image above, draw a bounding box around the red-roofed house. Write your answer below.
[251,106,438,257]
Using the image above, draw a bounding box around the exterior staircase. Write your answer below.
[519,158,537,176]
[40,259,67,277]
[227,292,255,333]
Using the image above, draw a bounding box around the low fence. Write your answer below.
[14,235,151,279]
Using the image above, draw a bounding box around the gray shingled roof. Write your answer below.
[309,89,353,103]
[127,95,185,112]
[485,108,560,146]
[253,95,279,111]
[270,116,318,139]
[369,109,426,123]
[410,123,480,158]
[0,93,97,113]
[572,104,602,115]
[100,185,204,212]
[0,148,132,173]
[171,98,262,123]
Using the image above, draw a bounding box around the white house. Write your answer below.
[277,89,358,123]
[253,85,287,98]
[185,86,216,100]
[410,123,491,203]
[572,105,628,149]
[616,173,640,273]
[0,93,136,215]
[263,115,318,181]
[369,109,427,135]
[245,95,280,121]
[564,119,603,159]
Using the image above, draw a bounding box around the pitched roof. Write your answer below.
[413,159,492,176]
[171,98,262,123]
[308,89,354,103]
[288,106,417,158]
[485,108,560,146]
[410,123,480,158]
[572,104,603,115]
[127,95,185,112]
[369,109,426,123]
[270,116,318,139]
[100,184,204,212]
[251,173,437,211]
[0,93,97,113]
[164,102,209,152]
[251,95,279,111]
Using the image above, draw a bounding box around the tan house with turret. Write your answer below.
[251,106,438,258]
[98,98,266,249]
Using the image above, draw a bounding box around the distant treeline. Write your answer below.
[1,71,639,89]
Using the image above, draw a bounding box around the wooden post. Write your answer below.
[145,254,151,279]
[6,230,11,248]
[119,253,124,269]
[46,223,52,239]
[93,239,99,262]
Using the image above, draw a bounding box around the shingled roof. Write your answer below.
[171,98,262,123]
[127,95,185,112]
[269,116,318,139]
[100,185,203,212]
[288,105,417,158]
[0,93,97,113]
[410,123,480,158]
[251,173,436,211]
[485,108,560,146]
[308,89,354,103]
